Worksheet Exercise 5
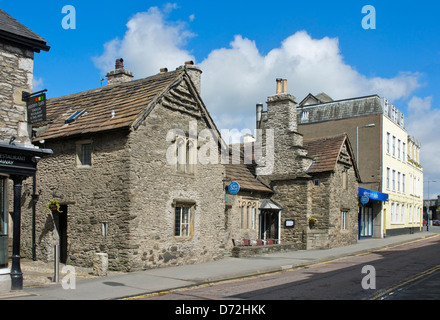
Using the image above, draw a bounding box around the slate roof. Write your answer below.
[34,69,186,141]
[298,94,383,124]
[225,164,272,193]
[304,134,358,179]
[0,9,49,52]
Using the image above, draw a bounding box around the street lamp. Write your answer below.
[356,123,376,169]
[425,180,438,231]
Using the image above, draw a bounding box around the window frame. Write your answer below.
[76,140,93,168]
[173,202,195,239]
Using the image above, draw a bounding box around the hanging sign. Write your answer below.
[26,93,46,124]
[228,181,240,195]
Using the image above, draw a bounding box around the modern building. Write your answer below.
[0,8,52,291]
[297,93,424,238]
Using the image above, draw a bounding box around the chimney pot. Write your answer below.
[115,58,124,69]
[276,78,282,94]
[160,68,168,73]
[282,79,287,93]
[185,60,194,65]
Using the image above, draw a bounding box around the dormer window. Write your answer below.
[301,111,309,121]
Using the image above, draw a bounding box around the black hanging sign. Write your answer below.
[23,90,47,125]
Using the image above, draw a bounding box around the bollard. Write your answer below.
[53,244,59,282]
[93,252,108,277]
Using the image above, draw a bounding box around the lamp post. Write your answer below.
[425,180,437,231]
[356,123,376,171]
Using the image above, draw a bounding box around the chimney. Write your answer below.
[256,103,263,129]
[106,58,133,85]
[182,60,202,95]
[266,78,298,132]
[276,78,282,94]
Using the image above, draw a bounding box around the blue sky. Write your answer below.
[2,0,440,196]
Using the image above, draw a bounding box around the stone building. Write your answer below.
[297,93,423,238]
[23,60,227,272]
[0,9,51,291]
[227,79,360,251]
[0,8,50,145]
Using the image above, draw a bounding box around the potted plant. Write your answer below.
[46,200,62,213]
[309,216,318,227]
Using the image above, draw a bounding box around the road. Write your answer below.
[134,233,440,301]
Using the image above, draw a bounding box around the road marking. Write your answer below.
[368,264,440,300]
[121,234,440,300]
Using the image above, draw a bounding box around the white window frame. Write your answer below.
[341,210,347,230]
[174,206,192,237]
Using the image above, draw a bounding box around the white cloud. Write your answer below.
[32,76,44,92]
[406,96,440,197]
[93,5,423,139]
[200,31,421,132]
[93,5,195,79]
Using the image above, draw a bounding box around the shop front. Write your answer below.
[358,187,388,239]
[0,141,52,291]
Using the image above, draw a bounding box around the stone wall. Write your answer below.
[21,130,132,270]
[225,191,265,251]
[271,179,311,250]
[125,79,226,270]
[0,43,34,144]
[21,78,227,272]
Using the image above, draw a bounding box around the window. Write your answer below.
[313,179,320,186]
[174,206,192,237]
[386,168,390,189]
[392,170,396,191]
[392,136,396,156]
[176,136,196,175]
[402,174,406,193]
[240,200,257,230]
[77,141,92,167]
[391,203,395,224]
[397,172,401,192]
[341,211,347,230]
[403,142,406,162]
[386,132,390,154]
[301,111,309,121]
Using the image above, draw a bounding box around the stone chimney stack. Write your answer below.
[182,61,202,95]
[266,78,297,132]
[106,58,133,85]
[257,78,309,178]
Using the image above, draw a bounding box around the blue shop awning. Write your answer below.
[358,187,388,202]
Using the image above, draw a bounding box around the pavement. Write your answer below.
[2,230,439,300]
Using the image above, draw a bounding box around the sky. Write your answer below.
[2,0,440,197]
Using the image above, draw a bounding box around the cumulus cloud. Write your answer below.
[93,5,195,78]
[93,5,422,137]
[406,96,440,196]
[200,31,421,131]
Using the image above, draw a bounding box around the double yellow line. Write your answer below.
[369,264,440,300]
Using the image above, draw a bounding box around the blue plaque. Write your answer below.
[228,181,240,195]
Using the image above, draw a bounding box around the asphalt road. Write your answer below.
[137,233,440,301]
